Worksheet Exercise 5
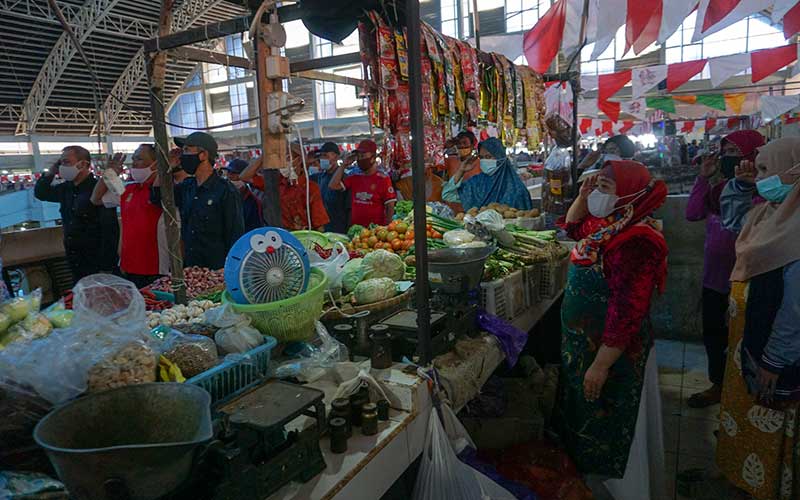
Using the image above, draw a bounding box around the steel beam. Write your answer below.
[169,46,253,69]
[143,16,252,52]
[290,52,361,72]
[15,0,125,135]
[102,0,225,133]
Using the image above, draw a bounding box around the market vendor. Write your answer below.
[34,145,119,284]
[558,160,668,499]
[441,137,532,211]
[224,158,263,232]
[152,132,244,270]
[89,144,167,289]
[444,130,479,181]
[309,142,350,234]
[279,143,330,231]
[394,161,443,202]
[328,139,396,227]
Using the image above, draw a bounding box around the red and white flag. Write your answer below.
[523,0,567,73]
[692,0,772,42]
[621,99,648,120]
[625,0,663,55]
[751,44,799,83]
[666,60,708,92]
[658,0,699,44]
[591,0,627,60]
[708,53,750,88]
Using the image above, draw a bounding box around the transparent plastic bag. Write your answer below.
[273,322,349,382]
[443,229,476,247]
[215,322,263,355]
[161,332,218,378]
[0,274,157,404]
[412,408,515,500]
[309,242,350,291]
[0,288,42,331]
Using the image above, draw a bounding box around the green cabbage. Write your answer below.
[354,278,397,305]
[360,250,405,281]
[341,258,364,293]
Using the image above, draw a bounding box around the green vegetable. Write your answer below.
[342,258,365,293]
[347,225,366,239]
[361,250,405,281]
[354,277,397,305]
[44,309,74,329]
[395,200,414,217]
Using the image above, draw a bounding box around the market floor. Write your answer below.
[656,339,750,500]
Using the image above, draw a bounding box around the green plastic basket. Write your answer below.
[222,268,328,342]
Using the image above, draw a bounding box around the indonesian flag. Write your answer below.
[524,0,572,73]
[692,0,772,42]
[626,0,663,55]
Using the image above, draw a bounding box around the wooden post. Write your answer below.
[253,17,285,227]
[147,0,187,304]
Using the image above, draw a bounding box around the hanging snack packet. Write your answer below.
[395,29,408,79]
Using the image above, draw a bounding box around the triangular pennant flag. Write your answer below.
[723,93,746,114]
[708,53,751,88]
[705,117,717,131]
[621,98,648,119]
[772,0,799,22]
[577,96,600,117]
[579,118,594,135]
[618,121,635,134]
[602,120,614,136]
[680,121,695,133]
[760,95,800,121]
[562,0,590,56]
[751,44,799,83]
[727,117,741,129]
[598,70,632,101]
[673,95,698,104]
[658,0,699,44]
[523,0,567,73]
[598,99,622,122]
[591,0,627,60]
[632,65,667,98]
[667,60,708,92]
[626,0,662,55]
[783,2,800,39]
[696,94,726,110]
[646,96,676,113]
[693,0,770,42]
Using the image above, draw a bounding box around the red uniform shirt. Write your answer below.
[120,179,162,275]
[343,172,396,226]
[279,175,330,230]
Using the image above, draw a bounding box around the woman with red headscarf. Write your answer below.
[685,130,765,408]
[557,160,668,499]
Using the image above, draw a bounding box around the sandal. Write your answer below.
[687,386,722,408]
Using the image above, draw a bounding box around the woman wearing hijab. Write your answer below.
[558,160,669,500]
[441,137,532,211]
[685,130,765,408]
[716,138,800,500]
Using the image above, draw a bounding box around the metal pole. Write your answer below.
[570,77,580,194]
[406,0,432,365]
[147,0,186,304]
[472,0,480,49]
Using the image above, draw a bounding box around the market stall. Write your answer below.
[0,2,576,499]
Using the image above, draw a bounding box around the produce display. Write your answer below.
[150,267,225,299]
[354,277,398,305]
[454,203,541,221]
[87,341,157,393]
[145,300,217,328]
[161,334,218,378]
[0,290,69,350]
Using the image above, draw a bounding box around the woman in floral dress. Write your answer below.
[716,137,800,499]
[558,160,668,499]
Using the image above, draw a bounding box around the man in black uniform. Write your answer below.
[34,145,119,284]
[152,132,244,269]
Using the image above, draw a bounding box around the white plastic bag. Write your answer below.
[273,322,349,382]
[205,303,264,355]
[309,242,350,291]
[443,229,476,247]
[412,408,516,500]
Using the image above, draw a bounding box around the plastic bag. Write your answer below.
[161,332,218,378]
[273,322,349,382]
[42,300,73,329]
[412,408,516,500]
[331,362,400,408]
[0,274,158,404]
[443,229,476,247]
[309,241,350,292]
[215,324,263,355]
[475,210,506,232]
[0,471,65,497]
[477,311,528,368]
[0,288,42,333]
[544,147,571,172]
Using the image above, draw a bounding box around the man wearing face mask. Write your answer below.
[151,132,244,270]
[577,135,636,179]
[329,139,396,227]
[309,142,349,234]
[89,144,167,288]
[279,143,329,231]
[223,158,263,232]
[684,129,764,408]
[34,146,119,284]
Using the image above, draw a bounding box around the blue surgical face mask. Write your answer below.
[756,175,795,203]
[479,158,500,176]
[319,158,331,170]
[308,166,320,176]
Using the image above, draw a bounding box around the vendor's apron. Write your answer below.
[557,262,652,478]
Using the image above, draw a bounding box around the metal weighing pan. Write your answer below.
[426,245,496,294]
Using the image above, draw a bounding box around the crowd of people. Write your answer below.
[34,129,533,288]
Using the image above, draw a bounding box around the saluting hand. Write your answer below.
[735,160,757,184]
[106,152,126,174]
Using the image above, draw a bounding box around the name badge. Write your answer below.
[207,200,213,206]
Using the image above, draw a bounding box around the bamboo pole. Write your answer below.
[147,0,187,304]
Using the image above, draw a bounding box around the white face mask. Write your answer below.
[587,189,619,218]
[280,167,298,181]
[479,159,500,176]
[130,167,153,183]
[59,163,80,181]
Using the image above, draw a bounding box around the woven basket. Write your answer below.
[321,288,415,321]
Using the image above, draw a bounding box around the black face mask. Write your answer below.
[719,156,740,179]
[180,153,201,175]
